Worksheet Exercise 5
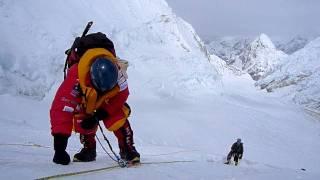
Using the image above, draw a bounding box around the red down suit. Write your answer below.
[50,63,129,136]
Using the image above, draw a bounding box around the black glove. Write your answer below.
[80,109,108,129]
[239,154,243,159]
[95,109,109,120]
[81,115,99,130]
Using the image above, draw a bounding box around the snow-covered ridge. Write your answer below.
[250,33,276,49]
[257,37,320,111]
[275,36,311,55]
[232,34,287,80]
[206,34,288,80]
[206,36,252,64]
[206,33,319,111]
[0,0,222,99]
[207,35,312,62]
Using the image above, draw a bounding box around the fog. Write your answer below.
[166,0,320,40]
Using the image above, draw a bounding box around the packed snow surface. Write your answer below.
[1,74,320,179]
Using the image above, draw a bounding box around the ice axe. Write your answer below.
[63,21,93,79]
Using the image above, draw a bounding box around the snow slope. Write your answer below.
[0,0,320,180]
[0,0,221,99]
[1,74,320,179]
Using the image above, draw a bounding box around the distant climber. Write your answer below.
[224,138,243,166]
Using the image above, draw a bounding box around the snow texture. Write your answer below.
[232,34,288,80]
[206,34,288,80]
[206,36,253,64]
[275,36,311,55]
[207,34,320,111]
[257,37,320,112]
[0,0,222,99]
[0,0,320,180]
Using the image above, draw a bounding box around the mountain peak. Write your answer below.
[250,33,275,49]
[236,33,287,80]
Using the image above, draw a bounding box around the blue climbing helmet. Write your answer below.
[90,57,118,93]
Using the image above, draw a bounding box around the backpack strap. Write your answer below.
[78,48,120,114]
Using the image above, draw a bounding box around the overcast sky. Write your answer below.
[166,0,320,40]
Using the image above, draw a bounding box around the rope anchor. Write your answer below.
[96,122,127,168]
